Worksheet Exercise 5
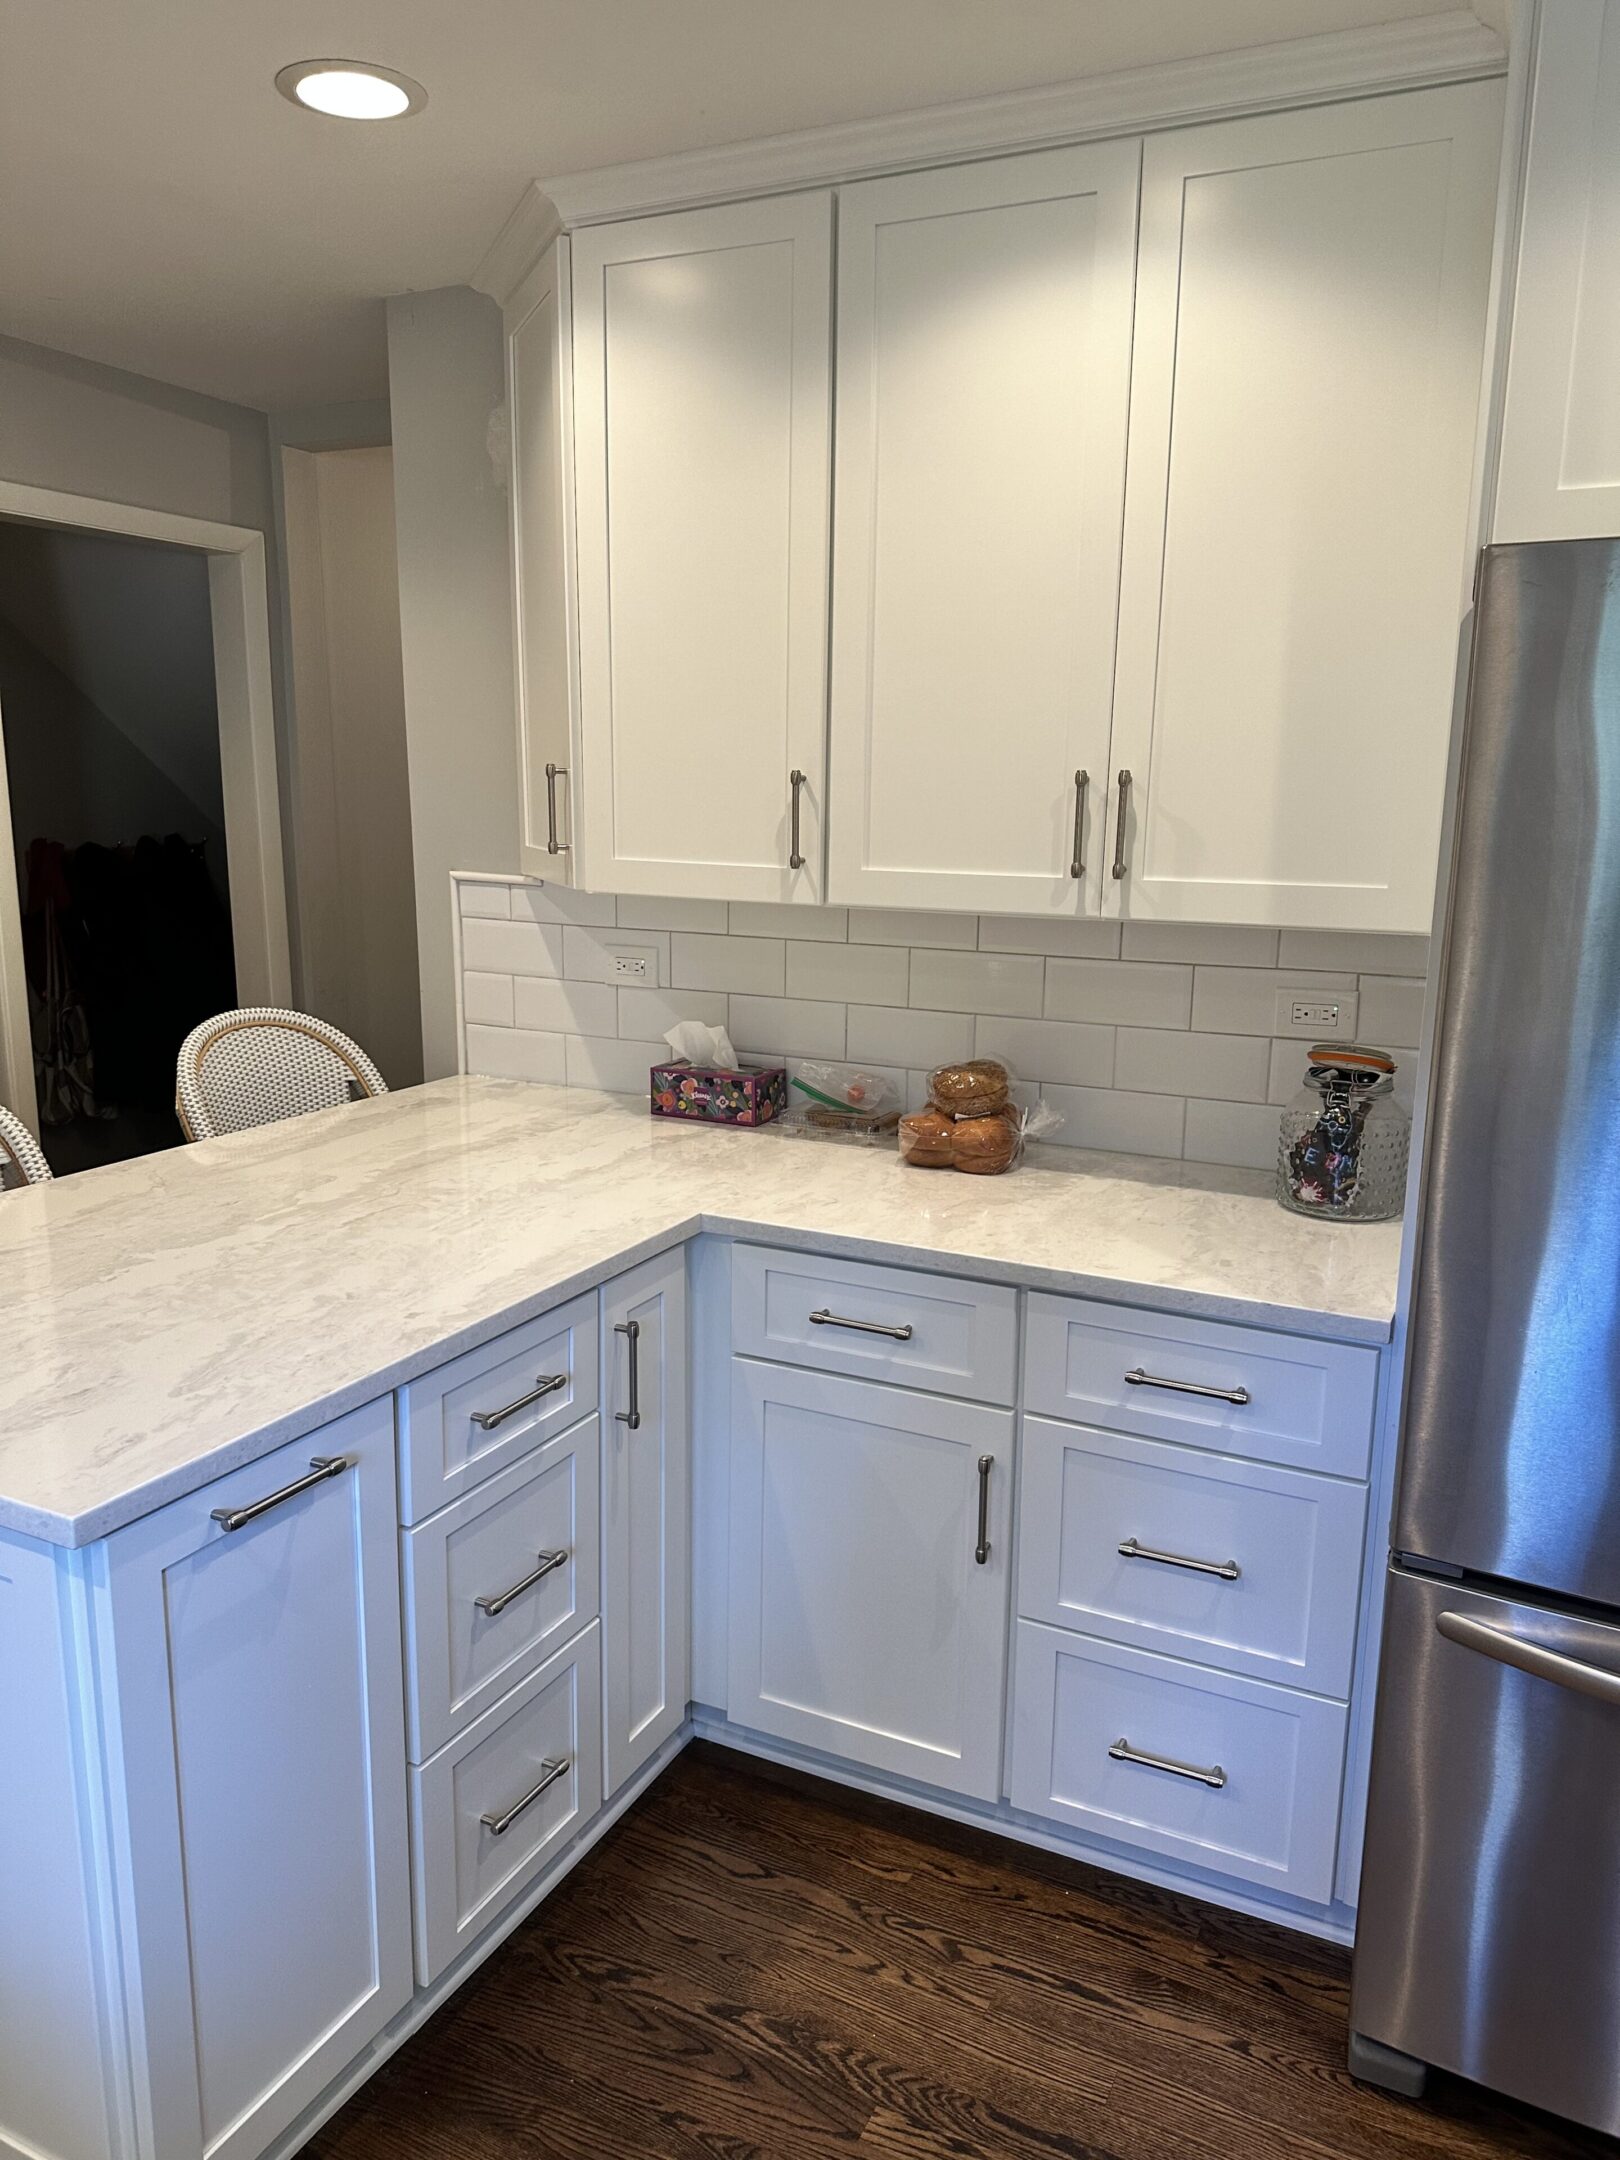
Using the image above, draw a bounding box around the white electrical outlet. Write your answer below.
[610,946,657,984]
[1275,987,1358,1038]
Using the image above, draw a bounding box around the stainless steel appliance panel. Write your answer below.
[1353,1566,1620,2133]
[1399,540,1620,1605]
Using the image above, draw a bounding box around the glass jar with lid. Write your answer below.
[1276,1042,1410,1221]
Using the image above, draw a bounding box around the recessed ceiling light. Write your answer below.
[274,60,426,121]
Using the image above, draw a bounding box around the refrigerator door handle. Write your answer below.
[1438,1610,1620,1707]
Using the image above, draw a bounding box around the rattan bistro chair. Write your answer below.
[0,1103,52,1190]
[175,1008,388,1142]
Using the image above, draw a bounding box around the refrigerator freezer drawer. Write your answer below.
[1352,1567,1620,2137]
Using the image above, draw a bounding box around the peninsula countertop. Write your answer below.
[0,1077,1403,1547]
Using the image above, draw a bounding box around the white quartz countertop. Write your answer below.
[0,1077,1402,1548]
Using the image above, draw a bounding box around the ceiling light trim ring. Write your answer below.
[274,59,427,121]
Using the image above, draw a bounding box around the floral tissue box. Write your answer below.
[649,1062,787,1127]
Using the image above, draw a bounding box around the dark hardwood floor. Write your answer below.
[307,1743,1615,2160]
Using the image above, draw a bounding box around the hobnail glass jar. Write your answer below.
[1276,1044,1410,1222]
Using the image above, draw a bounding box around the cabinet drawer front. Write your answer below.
[1010,1620,1346,1904]
[410,1623,603,1985]
[1024,1294,1377,1477]
[1019,1417,1365,1696]
[733,1244,1018,1404]
[403,1415,602,1760]
[399,1291,599,1521]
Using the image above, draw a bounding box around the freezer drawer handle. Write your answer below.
[1437,1611,1620,1707]
[481,1756,572,1837]
[470,1373,568,1432]
[1124,1366,1250,1407]
[1118,1536,1240,1582]
[808,1308,914,1342]
[1109,1737,1227,1789]
[210,1455,350,1533]
[474,1549,570,1618]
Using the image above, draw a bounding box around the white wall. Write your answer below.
[386,287,519,1081]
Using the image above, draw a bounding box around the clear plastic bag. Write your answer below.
[784,1063,902,1145]
[900,1061,1065,1175]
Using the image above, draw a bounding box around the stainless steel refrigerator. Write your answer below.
[1351,538,1620,2135]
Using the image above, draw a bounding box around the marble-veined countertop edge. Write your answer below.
[0,1077,1402,1550]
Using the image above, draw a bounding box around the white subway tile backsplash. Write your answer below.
[851,908,976,949]
[977,916,1121,960]
[514,977,620,1037]
[616,896,727,933]
[847,1004,974,1069]
[729,902,848,941]
[509,881,616,928]
[788,941,909,1005]
[671,932,785,995]
[462,917,565,979]
[729,994,847,1060]
[1190,967,1356,1036]
[1115,1028,1271,1102]
[911,948,1044,1018]
[1045,958,1193,1028]
[457,880,1426,1169]
[973,1014,1114,1088]
[463,971,515,1028]
[465,1024,567,1084]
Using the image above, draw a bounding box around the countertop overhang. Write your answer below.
[0,1078,1402,1547]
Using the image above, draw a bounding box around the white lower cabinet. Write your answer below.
[728,1358,1012,1800]
[410,1622,604,1984]
[1010,1619,1347,1904]
[100,1398,413,2160]
[602,1248,690,1795]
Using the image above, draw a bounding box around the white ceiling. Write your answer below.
[1,2,1505,414]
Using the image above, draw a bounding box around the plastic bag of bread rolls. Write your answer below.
[900,1064,1064,1174]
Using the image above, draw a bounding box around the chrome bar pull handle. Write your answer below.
[481,1756,571,1837]
[211,1455,350,1533]
[470,1372,568,1432]
[1069,769,1089,880]
[1118,1536,1240,1582]
[475,1549,570,1618]
[788,768,808,870]
[1111,768,1132,881]
[615,1318,642,1430]
[544,762,569,855]
[1109,1737,1226,1790]
[975,1454,993,1566]
[1124,1366,1250,1407]
[1437,1611,1620,1706]
[808,1308,914,1342]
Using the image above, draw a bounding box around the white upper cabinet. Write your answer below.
[506,237,582,880]
[1494,0,1620,542]
[1107,84,1502,932]
[826,143,1140,917]
[571,194,834,900]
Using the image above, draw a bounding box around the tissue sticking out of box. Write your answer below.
[664,1019,740,1071]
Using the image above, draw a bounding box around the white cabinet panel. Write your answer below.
[1495,0,1620,540]
[1108,84,1501,930]
[827,143,1140,916]
[506,237,582,879]
[603,1249,690,1794]
[102,1400,412,2160]
[403,1413,601,1760]
[728,1361,1012,1799]
[572,195,833,901]
[1010,1619,1347,1903]
[1019,1416,1366,1696]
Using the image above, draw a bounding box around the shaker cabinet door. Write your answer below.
[100,1399,412,2160]
[572,194,834,901]
[1106,84,1501,931]
[827,143,1139,918]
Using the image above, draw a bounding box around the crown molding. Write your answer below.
[529,9,1504,230]
[471,183,562,307]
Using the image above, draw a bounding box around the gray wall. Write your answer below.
[386,287,519,1081]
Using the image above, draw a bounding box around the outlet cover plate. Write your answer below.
[610,946,658,985]
[1275,986,1358,1039]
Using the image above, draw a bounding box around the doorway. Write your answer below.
[0,482,290,1174]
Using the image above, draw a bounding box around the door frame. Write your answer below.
[0,480,292,1135]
